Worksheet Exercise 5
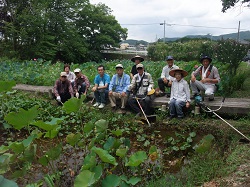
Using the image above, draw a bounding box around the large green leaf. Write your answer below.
[74,170,95,187]
[0,81,16,92]
[66,133,82,146]
[38,144,62,166]
[95,119,108,133]
[194,134,215,153]
[81,152,97,170]
[92,165,102,182]
[91,147,117,166]
[125,151,147,167]
[102,174,120,187]
[62,96,85,114]
[116,148,128,158]
[4,105,39,130]
[0,175,18,187]
[32,118,63,131]
[103,137,115,151]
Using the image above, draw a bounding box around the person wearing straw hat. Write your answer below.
[167,69,191,120]
[73,68,90,98]
[190,55,220,101]
[157,55,179,97]
[130,55,144,79]
[128,63,155,117]
[109,64,130,113]
[53,72,74,105]
[92,65,110,109]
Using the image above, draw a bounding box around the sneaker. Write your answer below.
[98,103,105,109]
[93,102,100,107]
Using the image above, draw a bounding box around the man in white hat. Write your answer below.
[190,55,220,101]
[73,68,90,98]
[130,55,144,79]
[168,69,190,120]
[92,65,110,109]
[128,63,155,116]
[109,64,130,113]
[53,72,74,105]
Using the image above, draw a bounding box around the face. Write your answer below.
[75,72,81,78]
[64,67,70,72]
[167,60,174,67]
[97,67,105,76]
[174,72,182,81]
[60,76,67,82]
[135,59,141,64]
[116,68,124,76]
[202,59,210,68]
[136,67,144,75]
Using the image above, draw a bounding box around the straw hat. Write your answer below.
[169,69,188,77]
[131,55,144,62]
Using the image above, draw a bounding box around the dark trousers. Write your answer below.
[78,83,86,95]
[158,78,171,93]
[128,94,155,115]
[94,89,108,104]
[53,92,71,105]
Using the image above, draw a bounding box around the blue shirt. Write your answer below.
[94,73,110,90]
[109,73,130,93]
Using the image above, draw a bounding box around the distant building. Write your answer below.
[120,43,129,50]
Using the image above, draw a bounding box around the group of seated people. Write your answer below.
[53,54,220,119]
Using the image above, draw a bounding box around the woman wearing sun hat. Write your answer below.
[167,69,191,120]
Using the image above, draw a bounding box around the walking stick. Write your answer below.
[135,97,151,127]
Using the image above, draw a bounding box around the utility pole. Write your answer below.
[160,20,166,43]
[237,21,240,42]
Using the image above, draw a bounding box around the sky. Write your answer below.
[89,0,250,42]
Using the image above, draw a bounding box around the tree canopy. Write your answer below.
[221,0,250,12]
[0,0,127,63]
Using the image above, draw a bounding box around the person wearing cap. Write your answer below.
[64,64,75,86]
[128,63,155,116]
[130,55,144,79]
[157,55,179,97]
[168,69,191,120]
[92,65,110,109]
[53,72,74,105]
[73,68,90,98]
[190,55,220,101]
[109,64,130,113]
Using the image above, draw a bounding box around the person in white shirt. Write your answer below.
[64,64,75,87]
[168,69,191,120]
[157,56,179,96]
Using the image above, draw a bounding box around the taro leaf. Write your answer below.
[149,145,157,154]
[22,144,36,162]
[81,152,97,170]
[0,145,8,154]
[38,144,62,166]
[172,146,179,151]
[95,119,108,133]
[112,129,123,137]
[91,147,117,166]
[4,105,39,130]
[189,132,196,138]
[125,151,147,167]
[186,136,193,143]
[32,118,63,131]
[22,135,36,147]
[0,153,12,174]
[194,134,215,153]
[62,96,85,114]
[66,133,82,146]
[0,175,18,187]
[84,122,95,134]
[44,128,60,139]
[127,176,141,185]
[0,81,16,92]
[102,174,120,187]
[92,165,102,182]
[116,148,128,158]
[74,170,95,187]
[123,138,131,148]
[9,142,24,154]
[103,137,115,151]
[120,181,130,187]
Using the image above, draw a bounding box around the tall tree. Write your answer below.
[221,0,250,12]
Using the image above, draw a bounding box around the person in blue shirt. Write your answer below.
[109,64,130,113]
[92,65,110,109]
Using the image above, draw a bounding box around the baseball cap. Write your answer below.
[166,56,174,60]
[115,64,123,69]
[136,64,144,69]
[74,68,81,73]
[60,72,67,77]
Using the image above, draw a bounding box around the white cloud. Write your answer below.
[90,0,250,41]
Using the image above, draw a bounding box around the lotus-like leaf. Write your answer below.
[63,96,85,114]
[74,170,95,187]
[91,147,117,166]
[102,174,120,187]
[0,81,16,92]
[125,151,147,167]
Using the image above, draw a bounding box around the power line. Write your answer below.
[120,22,249,30]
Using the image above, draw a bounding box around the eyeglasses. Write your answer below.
[61,76,67,78]
[136,67,143,70]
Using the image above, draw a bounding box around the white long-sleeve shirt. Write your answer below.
[160,64,179,80]
[170,78,191,102]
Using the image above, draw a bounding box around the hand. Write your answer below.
[109,91,113,96]
[75,92,79,98]
[121,92,126,97]
[201,78,209,84]
[191,75,196,83]
[163,78,168,84]
[92,87,97,92]
[56,96,61,102]
[147,87,152,92]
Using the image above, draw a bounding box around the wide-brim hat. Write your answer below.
[131,55,144,62]
[169,69,188,77]
[200,55,212,63]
